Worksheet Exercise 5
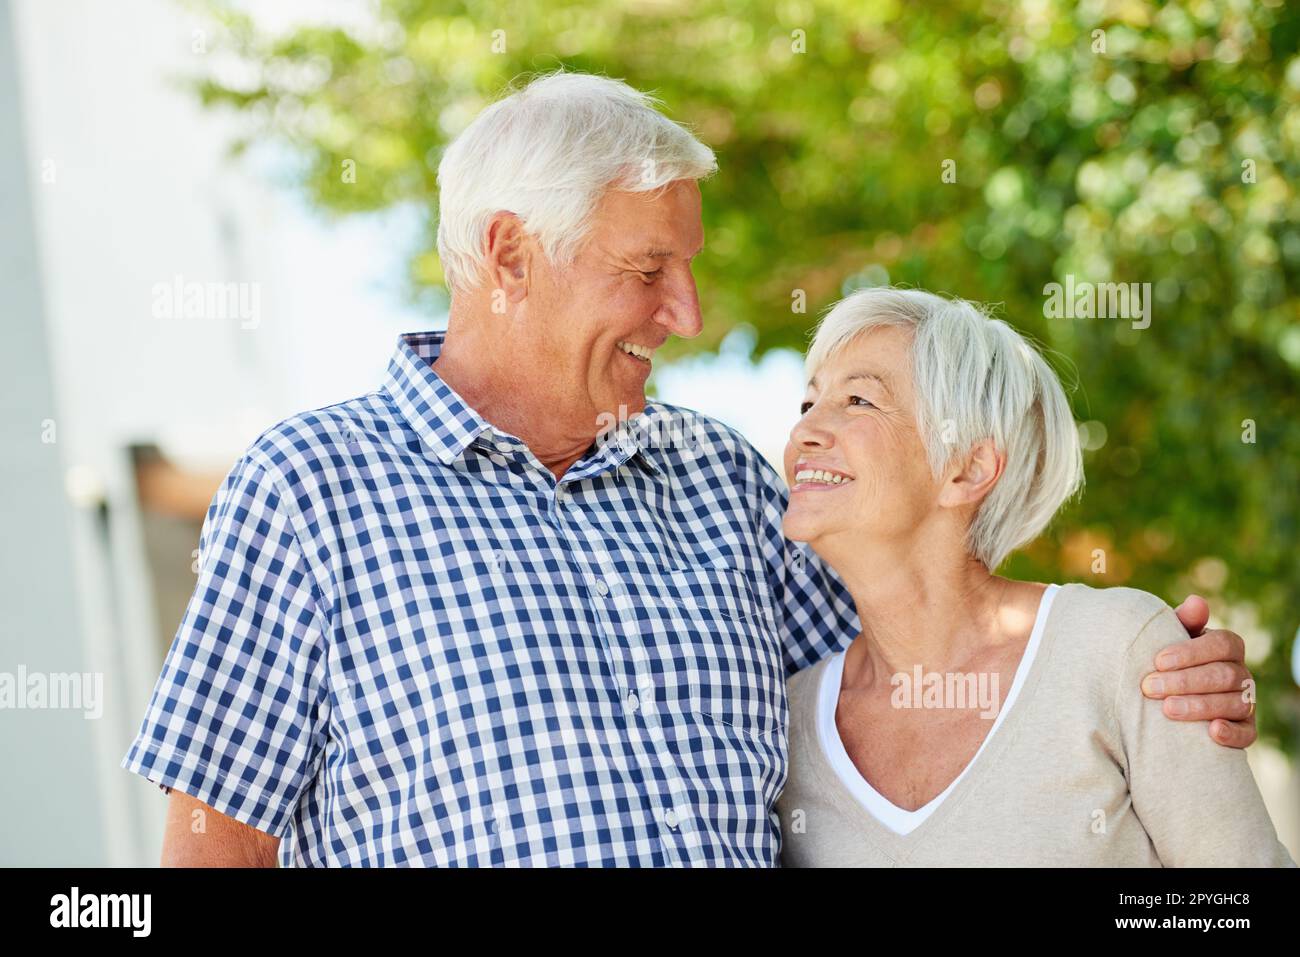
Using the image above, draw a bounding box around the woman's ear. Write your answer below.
[938,439,1005,509]
[483,212,532,307]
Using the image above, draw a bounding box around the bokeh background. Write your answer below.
[2,0,1297,865]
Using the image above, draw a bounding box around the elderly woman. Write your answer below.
[776,287,1292,867]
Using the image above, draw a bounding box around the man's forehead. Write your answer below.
[597,181,702,219]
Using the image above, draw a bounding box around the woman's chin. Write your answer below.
[781,515,819,544]
[784,506,872,552]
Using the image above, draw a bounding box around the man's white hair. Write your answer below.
[435,71,717,293]
[805,287,1084,570]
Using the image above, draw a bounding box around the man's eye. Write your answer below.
[799,401,813,415]
[639,269,661,281]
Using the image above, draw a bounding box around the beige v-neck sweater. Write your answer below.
[777,583,1294,867]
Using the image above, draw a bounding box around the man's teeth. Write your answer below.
[617,341,653,361]
[795,469,853,485]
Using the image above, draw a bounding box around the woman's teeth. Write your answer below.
[795,469,853,486]
[617,341,653,362]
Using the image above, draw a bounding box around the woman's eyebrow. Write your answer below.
[845,371,893,396]
[805,371,891,395]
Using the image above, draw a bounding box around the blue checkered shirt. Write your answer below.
[122,331,859,866]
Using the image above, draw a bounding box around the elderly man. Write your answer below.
[123,72,1258,867]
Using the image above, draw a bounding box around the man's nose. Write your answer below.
[654,267,703,339]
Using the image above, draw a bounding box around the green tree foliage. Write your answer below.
[190,0,1299,753]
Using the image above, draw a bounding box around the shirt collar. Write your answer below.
[383,331,491,466]
[382,331,663,477]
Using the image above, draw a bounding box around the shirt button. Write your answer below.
[626,692,639,714]
[663,808,679,830]
[593,578,609,597]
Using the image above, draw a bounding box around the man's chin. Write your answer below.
[610,391,649,419]
[592,393,648,437]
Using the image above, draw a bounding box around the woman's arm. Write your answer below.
[1117,605,1293,867]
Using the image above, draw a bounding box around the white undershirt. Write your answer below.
[815,583,1060,836]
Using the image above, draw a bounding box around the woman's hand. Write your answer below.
[1140,594,1256,749]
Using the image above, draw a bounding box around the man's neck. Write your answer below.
[431,323,598,481]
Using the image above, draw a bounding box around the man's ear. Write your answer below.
[483,212,532,307]
[938,439,1005,510]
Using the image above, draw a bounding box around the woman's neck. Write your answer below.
[821,537,1044,690]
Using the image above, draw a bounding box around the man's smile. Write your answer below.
[616,339,655,363]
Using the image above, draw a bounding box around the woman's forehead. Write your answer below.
[809,326,911,387]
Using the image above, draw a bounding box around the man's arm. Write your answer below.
[733,431,1258,747]
[121,451,331,864]
[1143,594,1258,749]
[1120,606,1290,865]
[161,791,280,868]
[738,436,859,675]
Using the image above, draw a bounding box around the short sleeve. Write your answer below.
[739,439,860,676]
[121,453,331,838]
[1117,605,1294,867]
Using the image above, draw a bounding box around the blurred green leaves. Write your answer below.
[189,0,1299,752]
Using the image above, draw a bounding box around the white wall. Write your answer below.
[6,0,424,864]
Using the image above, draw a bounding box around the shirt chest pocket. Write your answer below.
[623,564,786,737]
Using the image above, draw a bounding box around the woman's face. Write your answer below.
[782,325,942,553]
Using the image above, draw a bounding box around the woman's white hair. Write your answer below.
[805,287,1084,570]
[435,71,717,293]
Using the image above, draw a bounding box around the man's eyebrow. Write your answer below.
[641,245,704,260]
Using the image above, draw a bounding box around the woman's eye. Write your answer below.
[849,394,875,408]
[799,401,813,415]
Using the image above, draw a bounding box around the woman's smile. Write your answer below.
[791,461,856,493]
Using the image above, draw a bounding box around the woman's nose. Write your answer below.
[790,406,833,450]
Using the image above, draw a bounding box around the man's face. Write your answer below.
[523,179,705,427]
